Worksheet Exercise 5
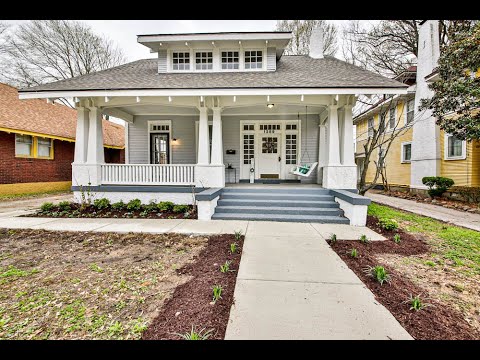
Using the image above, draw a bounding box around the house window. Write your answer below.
[389,108,396,129]
[406,99,415,124]
[37,137,53,158]
[286,124,297,130]
[15,134,33,157]
[367,118,374,137]
[221,51,239,70]
[445,134,466,159]
[286,134,298,165]
[401,142,412,163]
[172,51,190,70]
[243,134,255,164]
[243,124,254,131]
[244,50,263,69]
[195,51,213,70]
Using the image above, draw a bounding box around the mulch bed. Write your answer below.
[142,233,244,340]
[328,215,480,340]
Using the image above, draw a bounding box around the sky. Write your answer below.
[5,20,357,62]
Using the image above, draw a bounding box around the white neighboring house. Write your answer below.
[19,27,407,224]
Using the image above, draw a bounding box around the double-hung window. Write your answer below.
[37,137,52,158]
[367,117,374,137]
[401,142,412,163]
[172,51,190,70]
[15,134,33,157]
[195,51,213,70]
[221,51,239,70]
[15,134,53,159]
[445,134,466,160]
[406,99,415,124]
[244,50,263,69]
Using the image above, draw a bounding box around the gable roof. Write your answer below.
[0,83,124,148]
[19,55,408,93]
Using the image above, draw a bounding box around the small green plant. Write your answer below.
[40,202,54,212]
[139,210,149,218]
[220,261,231,273]
[365,265,390,285]
[393,234,401,244]
[422,176,455,198]
[379,218,398,231]
[359,234,370,244]
[93,198,110,210]
[175,326,214,340]
[234,230,242,241]
[173,204,189,213]
[126,199,142,211]
[350,248,358,258]
[58,201,71,211]
[329,233,337,243]
[405,294,432,311]
[212,285,223,303]
[145,201,158,212]
[230,242,238,254]
[111,200,125,210]
[158,201,174,212]
[89,263,104,273]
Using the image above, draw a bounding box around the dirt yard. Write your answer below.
[0,228,210,339]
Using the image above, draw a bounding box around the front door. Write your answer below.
[259,135,281,178]
[150,133,170,164]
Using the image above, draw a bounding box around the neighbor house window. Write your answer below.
[367,117,374,137]
[15,134,33,157]
[172,51,190,70]
[37,137,53,158]
[221,51,239,70]
[389,107,396,129]
[445,134,466,159]
[244,50,263,69]
[401,142,412,163]
[195,51,213,70]
[406,99,415,124]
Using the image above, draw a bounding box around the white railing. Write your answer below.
[101,164,195,186]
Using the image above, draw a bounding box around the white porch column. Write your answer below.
[74,106,89,164]
[86,106,105,165]
[341,104,355,166]
[197,106,210,165]
[322,104,357,189]
[211,107,223,165]
[317,124,327,185]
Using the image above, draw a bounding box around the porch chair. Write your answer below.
[289,162,318,177]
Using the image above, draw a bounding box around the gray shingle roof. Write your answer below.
[19,55,407,92]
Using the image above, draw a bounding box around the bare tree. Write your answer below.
[0,22,8,55]
[276,20,338,56]
[2,20,125,88]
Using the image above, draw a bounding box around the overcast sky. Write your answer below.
[5,20,359,62]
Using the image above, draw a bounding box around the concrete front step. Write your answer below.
[217,199,340,208]
[211,212,350,224]
[222,188,331,195]
[215,205,344,216]
[221,193,335,201]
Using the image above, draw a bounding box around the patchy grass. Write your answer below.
[0,228,208,339]
[0,181,71,201]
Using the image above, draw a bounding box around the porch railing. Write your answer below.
[101,164,195,186]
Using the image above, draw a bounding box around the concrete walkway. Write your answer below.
[225,221,411,339]
[367,192,480,232]
[0,193,73,218]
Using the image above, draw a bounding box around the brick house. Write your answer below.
[0,83,124,188]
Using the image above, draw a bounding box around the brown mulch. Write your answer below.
[142,234,244,340]
[329,215,480,340]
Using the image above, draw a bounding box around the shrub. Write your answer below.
[230,243,237,254]
[379,218,398,231]
[126,199,142,211]
[220,261,231,273]
[93,198,110,210]
[422,176,454,198]
[58,201,71,211]
[393,234,401,244]
[157,201,174,212]
[365,265,390,285]
[176,326,214,340]
[405,294,432,312]
[234,230,242,241]
[111,201,125,210]
[144,201,158,212]
[350,248,358,258]
[450,186,480,203]
[212,285,223,303]
[173,205,189,213]
[40,202,54,212]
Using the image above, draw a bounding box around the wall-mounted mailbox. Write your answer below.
[226,149,236,155]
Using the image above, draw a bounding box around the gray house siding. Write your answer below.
[157,50,167,73]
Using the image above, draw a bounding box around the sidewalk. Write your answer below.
[367,192,480,232]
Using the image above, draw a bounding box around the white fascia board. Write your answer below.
[19,87,408,100]
[137,32,292,44]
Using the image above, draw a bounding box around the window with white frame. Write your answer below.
[195,51,213,70]
[445,134,466,159]
[244,50,263,69]
[37,137,52,158]
[243,134,255,164]
[406,98,415,124]
[389,107,396,129]
[367,117,374,137]
[401,142,412,163]
[285,134,298,164]
[221,51,239,70]
[172,51,190,70]
[15,134,33,157]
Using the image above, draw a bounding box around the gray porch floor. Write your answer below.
[225,183,323,189]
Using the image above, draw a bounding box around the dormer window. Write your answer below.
[172,51,190,70]
[244,50,263,69]
[221,51,239,70]
[195,51,213,70]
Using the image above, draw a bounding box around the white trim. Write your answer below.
[400,141,412,163]
[444,133,467,160]
[19,87,408,100]
[194,120,213,164]
[138,32,292,44]
[147,120,172,164]
[125,122,129,164]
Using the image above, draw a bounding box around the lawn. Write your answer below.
[0,228,242,339]
[0,181,71,201]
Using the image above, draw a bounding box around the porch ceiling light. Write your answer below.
[301,94,304,102]
[267,95,270,102]
[105,96,110,103]
[233,96,236,102]
[168,96,172,103]
[136,96,140,103]
[267,103,275,109]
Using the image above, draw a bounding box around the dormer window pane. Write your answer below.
[172,52,190,70]
[245,50,263,69]
[221,51,239,70]
[195,51,213,70]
